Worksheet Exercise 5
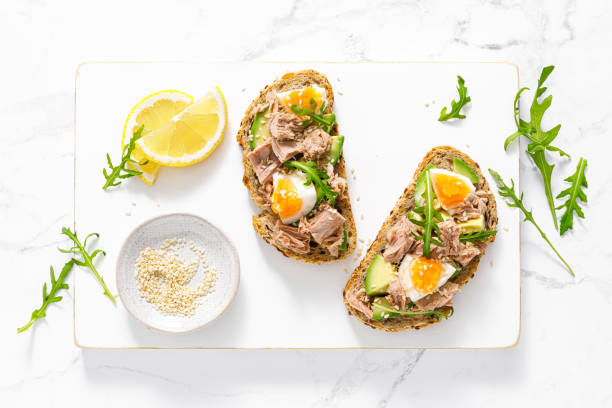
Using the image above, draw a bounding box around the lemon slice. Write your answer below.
[123,90,193,184]
[137,88,227,167]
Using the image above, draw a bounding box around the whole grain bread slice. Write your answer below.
[343,146,498,331]
[236,70,357,263]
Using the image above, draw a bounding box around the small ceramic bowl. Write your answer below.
[116,213,240,333]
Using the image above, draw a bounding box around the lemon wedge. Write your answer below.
[137,88,227,167]
[123,90,193,184]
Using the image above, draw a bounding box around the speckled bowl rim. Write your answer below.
[115,212,240,334]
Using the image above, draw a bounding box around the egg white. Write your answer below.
[273,171,317,224]
[398,254,456,302]
[277,86,328,110]
[429,168,476,212]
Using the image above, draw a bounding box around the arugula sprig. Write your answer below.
[17,260,75,333]
[102,125,148,190]
[290,98,337,133]
[284,160,338,206]
[408,169,444,258]
[489,169,574,276]
[556,157,588,235]
[459,230,497,244]
[59,227,116,303]
[438,75,471,121]
[504,66,570,230]
[373,303,454,321]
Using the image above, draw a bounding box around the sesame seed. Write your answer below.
[351,168,355,174]
[359,238,365,243]
[125,212,131,216]
[425,103,429,107]
[241,88,246,92]
[360,215,364,220]
[489,260,494,267]
[503,226,509,231]
[131,202,136,206]
[135,238,217,316]
[466,144,471,148]
[338,91,343,96]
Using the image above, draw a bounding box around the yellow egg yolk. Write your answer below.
[410,256,443,294]
[433,174,472,209]
[272,178,303,220]
[280,87,324,112]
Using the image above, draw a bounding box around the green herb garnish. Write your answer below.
[59,227,116,303]
[504,66,570,230]
[489,169,574,276]
[17,260,75,333]
[284,160,338,206]
[438,75,471,121]
[409,169,444,258]
[290,98,336,133]
[372,303,453,321]
[556,157,588,235]
[459,230,497,244]
[338,224,348,251]
[102,125,148,190]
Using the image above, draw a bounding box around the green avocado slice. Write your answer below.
[452,157,479,184]
[249,108,271,149]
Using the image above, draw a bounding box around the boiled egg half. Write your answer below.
[271,171,317,224]
[278,86,328,113]
[398,254,456,301]
[429,168,475,212]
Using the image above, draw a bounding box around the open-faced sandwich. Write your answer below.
[344,146,497,331]
[237,70,356,262]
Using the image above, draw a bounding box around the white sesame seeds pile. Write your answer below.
[135,237,217,317]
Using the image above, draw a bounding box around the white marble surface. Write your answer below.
[2,0,611,406]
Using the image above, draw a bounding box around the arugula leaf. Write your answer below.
[284,160,338,207]
[489,169,574,276]
[17,260,75,333]
[102,125,148,190]
[59,227,116,303]
[438,75,471,121]
[408,169,444,258]
[459,230,497,244]
[290,98,337,133]
[338,224,348,251]
[504,66,569,230]
[372,303,453,321]
[556,157,588,235]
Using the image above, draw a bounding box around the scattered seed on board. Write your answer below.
[503,226,509,231]
[466,144,471,148]
[356,196,360,201]
[338,91,343,96]
[242,88,246,92]
[425,103,430,107]
[125,212,131,216]
[361,215,364,220]
[489,260,494,267]
[131,202,136,206]
[359,238,365,243]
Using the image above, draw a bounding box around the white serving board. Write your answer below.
[74,62,520,349]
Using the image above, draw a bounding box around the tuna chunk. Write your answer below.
[383,217,418,263]
[268,112,303,140]
[272,221,310,254]
[413,281,459,312]
[326,163,347,197]
[302,128,332,161]
[346,288,373,319]
[453,191,488,222]
[387,277,407,311]
[246,139,281,184]
[301,204,345,246]
[271,138,301,162]
[454,242,480,266]
[431,219,461,258]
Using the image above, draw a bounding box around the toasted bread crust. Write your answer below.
[343,146,498,331]
[237,70,357,263]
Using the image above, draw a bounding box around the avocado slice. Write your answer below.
[414,164,434,205]
[365,254,396,296]
[372,297,399,320]
[249,108,271,149]
[328,135,344,165]
[452,158,479,184]
[456,214,485,233]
